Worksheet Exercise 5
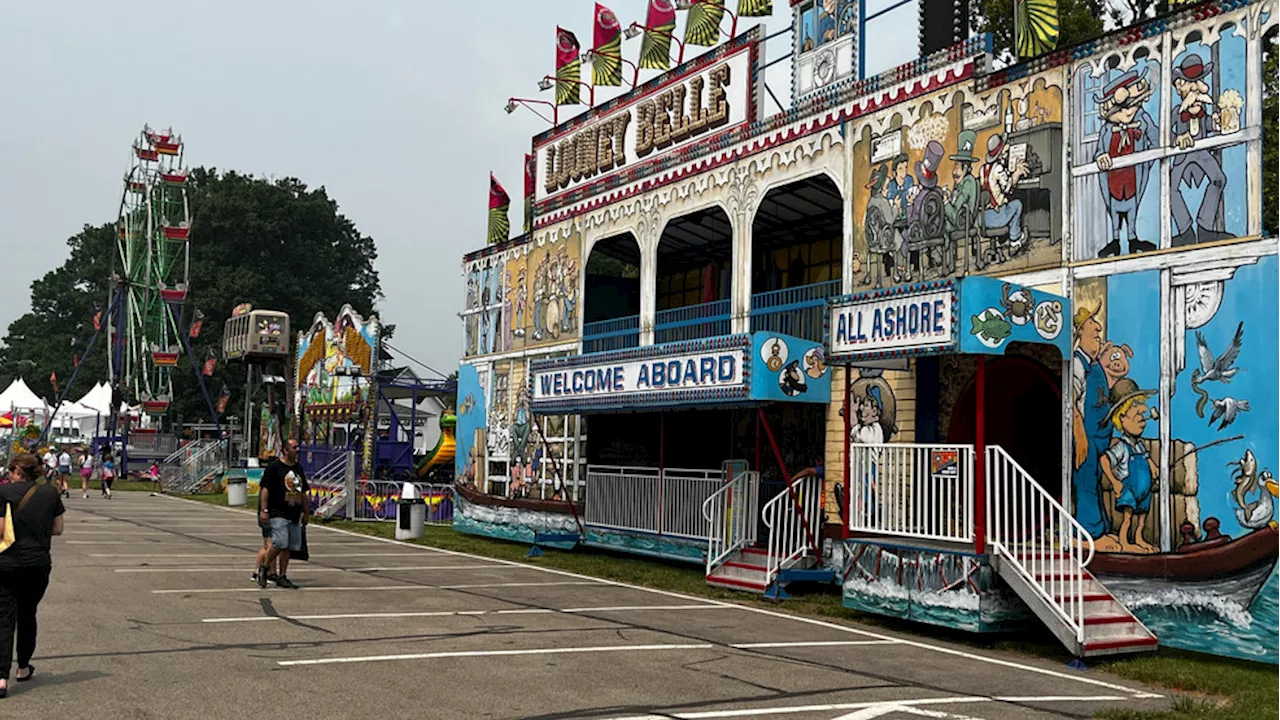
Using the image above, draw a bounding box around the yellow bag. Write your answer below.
[0,485,40,554]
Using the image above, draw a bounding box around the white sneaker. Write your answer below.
[83,492,89,499]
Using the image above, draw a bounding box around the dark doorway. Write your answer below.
[947,355,1063,500]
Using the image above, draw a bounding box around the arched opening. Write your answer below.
[750,173,844,341]
[655,206,733,343]
[946,352,1063,500]
[582,232,641,352]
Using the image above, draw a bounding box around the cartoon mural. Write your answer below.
[293,305,379,464]
[1071,16,1256,261]
[1071,254,1278,663]
[462,229,583,359]
[850,69,1065,289]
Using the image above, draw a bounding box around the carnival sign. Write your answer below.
[533,41,755,204]
[532,348,746,403]
[828,286,956,359]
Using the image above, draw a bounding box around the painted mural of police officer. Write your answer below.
[1093,69,1158,258]
[1170,52,1231,246]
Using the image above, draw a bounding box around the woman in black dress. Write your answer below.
[0,452,65,698]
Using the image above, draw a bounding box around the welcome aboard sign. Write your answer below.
[529,337,751,412]
[826,282,958,361]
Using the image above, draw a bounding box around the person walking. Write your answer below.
[39,450,64,499]
[148,463,162,496]
[0,453,65,698]
[79,450,94,500]
[100,454,115,499]
[256,439,308,589]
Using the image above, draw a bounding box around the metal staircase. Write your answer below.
[986,447,1157,657]
[704,469,825,598]
[310,452,353,520]
[160,439,227,494]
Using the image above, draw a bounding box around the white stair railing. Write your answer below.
[175,441,227,493]
[847,443,975,543]
[310,453,352,520]
[986,445,1095,645]
[701,470,759,574]
[762,472,824,588]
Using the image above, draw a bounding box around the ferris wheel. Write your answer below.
[111,125,191,416]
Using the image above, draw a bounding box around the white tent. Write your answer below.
[75,381,130,416]
[0,378,49,412]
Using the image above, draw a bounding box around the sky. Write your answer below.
[0,0,918,378]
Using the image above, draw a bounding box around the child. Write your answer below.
[101,454,115,499]
[80,449,94,499]
[149,462,162,496]
[1099,378,1159,554]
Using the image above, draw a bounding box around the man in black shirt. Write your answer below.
[256,439,308,589]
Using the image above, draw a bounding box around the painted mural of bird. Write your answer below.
[1208,396,1251,430]
[1193,321,1244,384]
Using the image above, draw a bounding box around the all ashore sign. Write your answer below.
[829,286,956,359]
[533,38,756,205]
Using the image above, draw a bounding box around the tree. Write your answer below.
[1264,30,1277,238]
[0,169,383,425]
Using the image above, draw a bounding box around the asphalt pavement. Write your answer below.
[2,493,1171,719]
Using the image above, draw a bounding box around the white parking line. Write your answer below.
[600,694,1144,719]
[152,580,600,594]
[202,604,734,623]
[160,496,1161,700]
[278,643,714,667]
[117,564,499,573]
[730,640,900,649]
[90,552,435,558]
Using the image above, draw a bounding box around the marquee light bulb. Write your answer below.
[537,77,554,92]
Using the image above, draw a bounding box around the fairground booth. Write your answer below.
[456,0,1278,664]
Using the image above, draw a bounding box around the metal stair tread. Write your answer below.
[705,574,768,592]
[1083,614,1138,625]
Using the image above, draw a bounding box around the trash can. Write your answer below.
[227,475,248,507]
[396,481,426,540]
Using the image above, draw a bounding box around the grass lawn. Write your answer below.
[179,492,1276,718]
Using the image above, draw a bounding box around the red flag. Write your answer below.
[488,173,511,245]
[73,354,80,369]
[92,309,102,332]
[216,384,231,414]
[555,27,582,105]
[593,4,623,87]
[50,371,59,397]
[640,0,678,70]
[189,308,206,338]
[203,348,218,377]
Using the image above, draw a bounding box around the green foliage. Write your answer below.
[1264,32,1277,238]
[0,169,382,424]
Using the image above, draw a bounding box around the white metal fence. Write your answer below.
[762,471,824,587]
[701,470,759,574]
[986,446,1095,644]
[585,465,725,541]
[352,480,454,524]
[847,443,975,543]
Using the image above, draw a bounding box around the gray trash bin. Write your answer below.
[396,481,426,540]
[227,476,248,506]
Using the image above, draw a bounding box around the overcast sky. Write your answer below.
[0,0,917,378]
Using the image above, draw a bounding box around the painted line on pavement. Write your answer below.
[729,640,900,649]
[117,564,500,573]
[90,552,435,558]
[153,580,600,594]
[159,495,1160,699]
[278,643,714,667]
[601,694,1147,719]
[202,604,734,623]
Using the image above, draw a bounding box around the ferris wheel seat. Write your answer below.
[155,142,181,156]
[160,172,188,185]
[141,399,171,414]
[151,350,180,367]
[161,225,190,240]
[134,144,160,162]
[127,180,148,193]
[160,286,189,303]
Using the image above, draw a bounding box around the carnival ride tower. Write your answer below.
[112,125,191,417]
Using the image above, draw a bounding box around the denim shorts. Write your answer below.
[268,517,302,552]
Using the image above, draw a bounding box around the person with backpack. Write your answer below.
[0,452,65,698]
[100,454,115,499]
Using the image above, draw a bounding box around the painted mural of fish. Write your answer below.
[970,312,1012,342]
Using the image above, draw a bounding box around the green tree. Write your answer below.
[0,169,383,425]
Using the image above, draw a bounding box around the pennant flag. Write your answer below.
[592,3,623,86]
[684,0,725,47]
[189,308,205,338]
[50,371,59,397]
[0,412,11,429]
[1015,0,1059,58]
[488,173,511,245]
[640,0,678,70]
[216,383,231,414]
[737,0,772,16]
[523,153,535,234]
[203,348,218,377]
[555,27,583,105]
[92,303,102,331]
[73,354,79,369]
